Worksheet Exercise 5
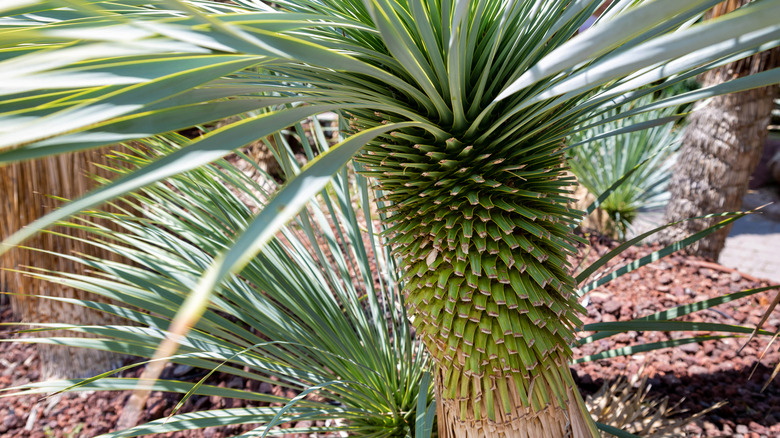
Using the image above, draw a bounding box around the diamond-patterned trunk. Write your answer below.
[358,127,599,437]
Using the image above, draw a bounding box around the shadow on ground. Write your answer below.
[574,362,780,435]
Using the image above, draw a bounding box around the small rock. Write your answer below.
[296,420,314,429]
[227,376,243,389]
[685,422,703,434]
[602,313,617,322]
[659,273,673,284]
[736,424,749,434]
[688,365,708,374]
[731,271,743,282]
[717,361,735,372]
[3,412,19,429]
[147,400,167,419]
[672,348,688,362]
[679,342,701,353]
[602,300,621,314]
[259,382,273,394]
[748,421,767,434]
[172,364,193,377]
[588,291,609,304]
[663,374,681,385]
[698,268,715,278]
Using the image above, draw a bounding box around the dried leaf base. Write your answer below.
[435,366,595,438]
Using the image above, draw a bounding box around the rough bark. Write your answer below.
[660,0,779,260]
[434,365,594,438]
[1,149,127,379]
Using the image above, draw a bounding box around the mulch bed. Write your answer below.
[571,237,780,437]
[2,237,780,438]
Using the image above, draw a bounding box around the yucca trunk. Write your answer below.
[357,123,598,437]
[660,0,780,259]
[0,150,126,379]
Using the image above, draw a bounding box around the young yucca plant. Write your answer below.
[2,1,780,437]
[569,92,685,239]
[5,132,436,437]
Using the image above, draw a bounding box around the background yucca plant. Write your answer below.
[568,92,686,239]
[5,132,436,437]
[1,1,780,437]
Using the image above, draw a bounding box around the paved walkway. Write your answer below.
[631,208,780,284]
[720,213,780,283]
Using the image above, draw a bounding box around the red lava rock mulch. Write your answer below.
[571,238,780,437]
[0,303,316,438]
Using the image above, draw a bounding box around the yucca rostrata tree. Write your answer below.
[1,1,780,437]
[355,118,592,437]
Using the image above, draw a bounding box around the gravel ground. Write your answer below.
[1,238,779,437]
[572,238,780,437]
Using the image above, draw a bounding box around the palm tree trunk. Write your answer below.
[1,149,126,379]
[660,0,780,260]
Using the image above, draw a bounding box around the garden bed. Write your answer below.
[1,238,779,438]
[571,237,780,437]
